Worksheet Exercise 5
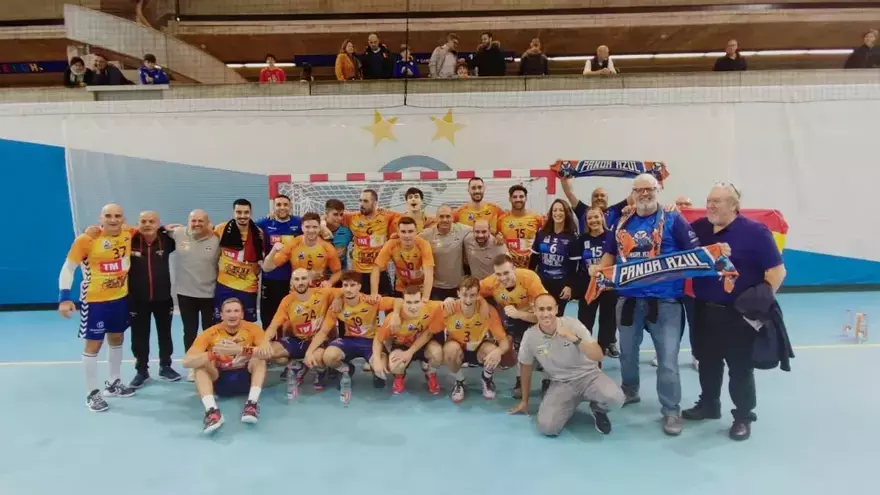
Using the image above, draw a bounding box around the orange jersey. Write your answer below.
[497,212,544,268]
[272,236,341,286]
[374,237,435,291]
[66,230,134,303]
[343,211,397,273]
[214,222,261,293]
[376,301,444,347]
[190,321,265,370]
[480,268,546,310]
[327,296,396,339]
[391,212,433,233]
[444,302,506,351]
[453,202,504,232]
[271,288,341,340]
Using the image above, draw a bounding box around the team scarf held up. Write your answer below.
[550,159,671,185]
[585,244,739,304]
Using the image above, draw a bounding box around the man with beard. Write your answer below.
[257,195,302,328]
[340,189,397,295]
[559,177,629,233]
[454,177,504,233]
[420,204,469,301]
[497,184,543,268]
[263,212,342,288]
[213,199,265,323]
[463,219,508,280]
[589,174,699,436]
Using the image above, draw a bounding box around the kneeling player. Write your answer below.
[306,271,401,403]
[442,277,509,403]
[183,298,267,434]
[259,268,339,393]
[372,286,444,395]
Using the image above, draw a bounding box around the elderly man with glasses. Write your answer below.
[682,183,786,441]
[589,173,699,435]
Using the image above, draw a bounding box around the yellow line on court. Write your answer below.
[0,343,876,367]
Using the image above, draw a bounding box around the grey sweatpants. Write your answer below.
[537,371,626,436]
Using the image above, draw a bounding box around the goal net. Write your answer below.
[268,170,555,217]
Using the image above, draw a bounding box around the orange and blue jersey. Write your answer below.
[272,236,342,286]
[453,202,504,232]
[479,268,546,310]
[376,301,444,347]
[497,211,544,268]
[66,230,134,303]
[326,296,396,339]
[373,237,435,291]
[189,321,265,371]
[444,302,506,351]
[343,211,397,273]
[214,222,261,293]
[257,216,302,282]
[271,288,341,341]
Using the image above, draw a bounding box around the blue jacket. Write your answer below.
[393,59,421,79]
[140,66,169,85]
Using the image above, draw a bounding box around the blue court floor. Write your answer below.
[1,292,878,495]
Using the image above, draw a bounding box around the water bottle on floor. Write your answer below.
[340,368,352,405]
[286,362,303,402]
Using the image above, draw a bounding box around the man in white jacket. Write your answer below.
[430,33,459,78]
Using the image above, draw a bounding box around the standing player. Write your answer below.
[372,286,445,395]
[263,212,342,288]
[575,206,619,357]
[182,298,268,434]
[529,199,580,316]
[306,271,401,403]
[392,187,434,233]
[497,185,544,268]
[325,199,353,271]
[442,277,509,403]
[259,268,339,391]
[213,199,265,323]
[371,216,435,300]
[257,194,302,328]
[58,204,136,411]
[453,177,504,232]
[341,189,397,295]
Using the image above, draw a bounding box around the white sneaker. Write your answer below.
[362,362,372,372]
[651,355,658,367]
[187,369,196,382]
[692,358,699,371]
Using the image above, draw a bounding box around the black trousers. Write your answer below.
[129,298,174,374]
[260,278,290,329]
[693,301,758,422]
[430,287,458,301]
[577,290,618,351]
[540,277,570,317]
[683,295,695,346]
[359,271,392,296]
[178,294,213,352]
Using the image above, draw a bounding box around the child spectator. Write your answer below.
[139,54,169,85]
[300,63,314,82]
[260,54,287,83]
[64,56,94,88]
[456,59,470,78]
[393,45,420,79]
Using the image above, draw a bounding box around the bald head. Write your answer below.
[99,203,124,234]
[188,209,210,235]
[435,204,453,231]
[138,211,160,236]
[591,187,608,209]
[290,267,311,294]
[473,218,491,246]
[597,45,610,59]
[675,195,693,209]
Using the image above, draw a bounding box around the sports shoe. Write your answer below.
[593,410,612,434]
[512,376,522,399]
[729,420,751,441]
[481,375,496,400]
[692,358,699,371]
[203,408,223,434]
[622,385,641,407]
[103,379,136,398]
[129,372,149,389]
[392,375,406,395]
[158,366,181,382]
[362,362,372,372]
[187,369,196,382]
[313,369,327,390]
[663,414,684,436]
[682,401,722,421]
[606,342,620,358]
[425,372,440,395]
[86,389,109,412]
[241,401,259,424]
[372,374,386,389]
[450,380,466,403]
[651,355,659,367]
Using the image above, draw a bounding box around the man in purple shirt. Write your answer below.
[684,183,786,441]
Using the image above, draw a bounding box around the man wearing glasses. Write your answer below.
[589,173,699,436]
[682,183,786,441]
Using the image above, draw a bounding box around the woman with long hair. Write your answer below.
[575,206,619,357]
[335,39,362,81]
[529,199,579,316]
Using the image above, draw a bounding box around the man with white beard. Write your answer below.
[590,173,699,436]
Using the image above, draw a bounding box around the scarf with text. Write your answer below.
[550,160,670,185]
[585,244,738,304]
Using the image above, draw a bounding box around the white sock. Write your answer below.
[108,345,123,383]
[455,369,465,381]
[482,368,495,380]
[82,352,98,392]
[201,395,217,411]
[247,387,262,403]
[426,364,437,374]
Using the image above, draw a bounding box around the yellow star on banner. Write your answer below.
[430,109,466,145]
[362,110,398,147]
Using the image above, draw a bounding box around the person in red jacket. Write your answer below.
[259,54,286,83]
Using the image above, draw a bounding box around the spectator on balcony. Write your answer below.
[583,45,617,76]
[470,32,506,77]
[63,56,94,88]
[394,45,421,79]
[456,60,471,79]
[713,39,747,72]
[335,39,363,81]
[300,63,314,82]
[362,34,394,79]
[519,38,549,76]
[90,54,133,86]
[139,54,169,85]
[844,30,879,69]
[430,33,460,79]
[259,54,287,83]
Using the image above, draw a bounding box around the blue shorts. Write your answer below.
[214,368,251,397]
[78,298,129,341]
[329,337,373,362]
[213,285,258,323]
[281,337,310,360]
